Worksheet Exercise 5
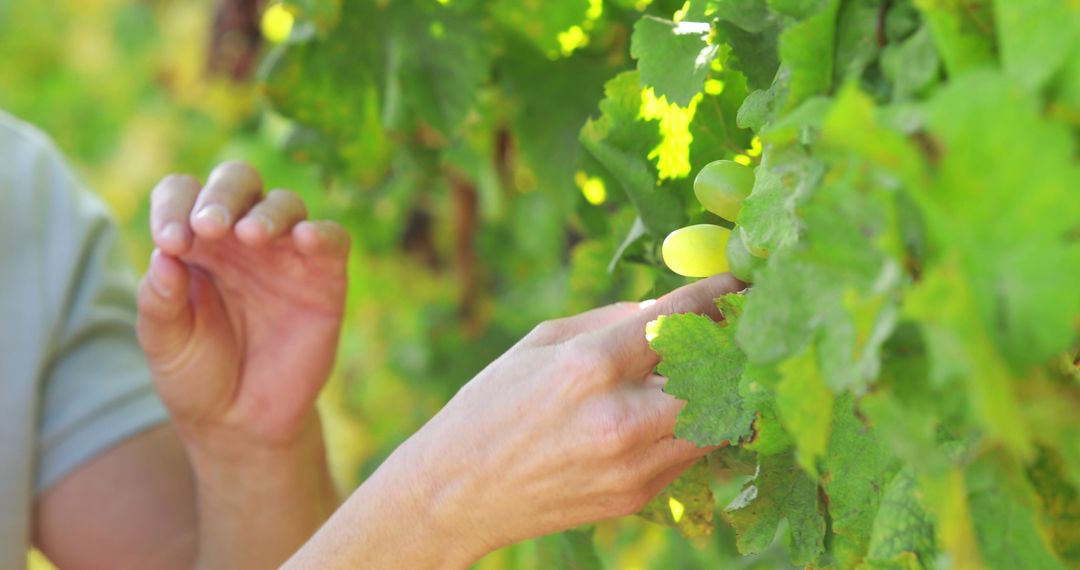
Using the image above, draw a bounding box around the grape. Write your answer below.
[726,226,766,282]
[662,224,731,278]
[693,160,755,222]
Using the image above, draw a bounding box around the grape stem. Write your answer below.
[876,0,893,48]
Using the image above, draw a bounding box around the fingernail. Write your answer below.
[161,222,187,247]
[639,299,657,310]
[250,214,274,234]
[195,204,229,227]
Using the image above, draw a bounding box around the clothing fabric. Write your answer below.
[0,110,168,568]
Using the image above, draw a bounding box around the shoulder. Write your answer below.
[0,109,111,232]
[0,110,82,196]
[0,109,66,170]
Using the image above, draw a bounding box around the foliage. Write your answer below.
[259,0,1080,567]
[6,0,1080,567]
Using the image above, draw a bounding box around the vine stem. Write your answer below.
[876,0,893,48]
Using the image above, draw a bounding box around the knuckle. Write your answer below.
[209,160,263,190]
[270,189,307,215]
[527,319,560,342]
[560,340,616,382]
[153,174,198,201]
[267,188,298,202]
[213,159,256,177]
[587,405,637,454]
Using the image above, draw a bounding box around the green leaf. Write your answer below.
[648,298,754,446]
[866,468,937,565]
[923,71,1080,372]
[581,72,687,237]
[775,344,834,477]
[993,0,1078,92]
[768,0,827,19]
[712,0,776,33]
[260,3,382,137]
[968,453,1067,570]
[714,19,783,90]
[491,0,591,56]
[777,0,841,109]
[880,23,940,100]
[638,459,716,537]
[904,261,1034,458]
[915,0,995,75]
[822,394,895,568]
[723,450,827,565]
[737,144,822,257]
[1027,448,1080,565]
[284,0,342,33]
[833,0,884,83]
[631,16,719,107]
[500,46,615,212]
[383,4,491,136]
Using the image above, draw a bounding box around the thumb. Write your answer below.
[136,249,193,362]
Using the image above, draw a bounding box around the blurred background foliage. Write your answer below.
[3,0,778,567]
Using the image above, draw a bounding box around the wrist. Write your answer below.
[184,412,337,515]
[288,431,493,570]
[180,410,326,471]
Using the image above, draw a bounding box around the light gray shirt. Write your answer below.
[0,110,168,568]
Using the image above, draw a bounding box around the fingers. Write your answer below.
[621,376,683,439]
[152,162,342,255]
[190,161,263,240]
[588,273,745,378]
[521,302,643,348]
[293,220,352,258]
[150,175,201,256]
[136,250,193,361]
[641,457,703,500]
[236,189,308,246]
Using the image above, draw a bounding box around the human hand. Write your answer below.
[298,274,743,569]
[135,161,350,457]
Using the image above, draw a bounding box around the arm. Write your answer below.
[286,275,742,569]
[35,425,197,570]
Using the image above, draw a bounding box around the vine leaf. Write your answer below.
[993,0,1077,91]
[580,71,686,237]
[967,452,1067,570]
[777,0,841,109]
[822,394,894,568]
[865,468,937,566]
[722,450,826,565]
[647,294,753,447]
[631,16,718,107]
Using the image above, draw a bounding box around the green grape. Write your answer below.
[662,224,731,278]
[727,226,766,282]
[693,160,755,222]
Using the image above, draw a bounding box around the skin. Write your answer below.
[36,161,348,569]
[286,275,742,569]
[33,160,744,569]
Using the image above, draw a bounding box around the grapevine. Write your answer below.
[258,0,1080,567]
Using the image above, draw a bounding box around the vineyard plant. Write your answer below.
[5,0,1079,568]
[262,0,1080,567]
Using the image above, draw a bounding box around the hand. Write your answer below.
[135,161,350,451]
[286,274,743,570]
[135,161,348,569]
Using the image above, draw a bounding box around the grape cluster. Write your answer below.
[661,160,766,281]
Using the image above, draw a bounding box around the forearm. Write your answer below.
[281,435,487,570]
[188,415,338,570]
